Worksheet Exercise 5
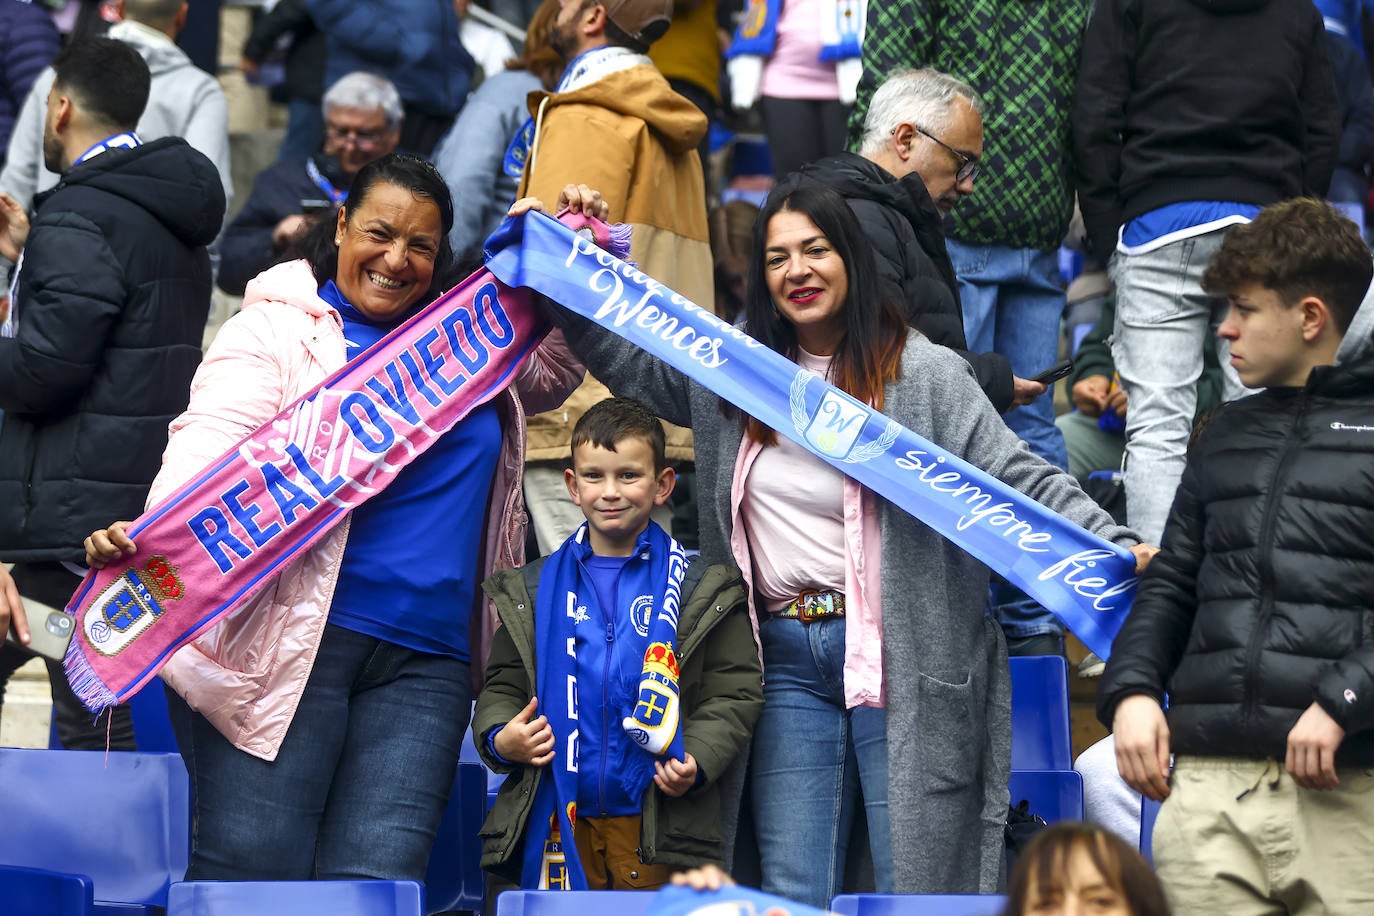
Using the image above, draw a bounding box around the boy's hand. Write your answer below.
[1113,694,1172,801]
[84,521,136,569]
[653,752,698,797]
[1286,701,1345,790]
[494,697,556,766]
[671,863,734,891]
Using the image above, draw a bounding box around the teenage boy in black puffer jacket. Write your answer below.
[1100,197,1374,913]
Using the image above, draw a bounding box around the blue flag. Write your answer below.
[485,211,1140,659]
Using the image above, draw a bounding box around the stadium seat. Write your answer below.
[0,865,95,916]
[0,749,190,912]
[494,890,655,916]
[1008,656,1073,770]
[459,718,508,808]
[1009,769,1085,823]
[166,880,424,915]
[830,894,1008,916]
[1140,797,1162,864]
[47,679,178,754]
[423,760,488,914]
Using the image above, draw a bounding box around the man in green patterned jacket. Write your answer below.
[850,0,1091,657]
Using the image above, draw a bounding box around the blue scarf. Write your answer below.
[485,212,1140,660]
[522,521,687,890]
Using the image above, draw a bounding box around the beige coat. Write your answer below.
[518,62,712,462]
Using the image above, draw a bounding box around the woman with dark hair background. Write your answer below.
[546,175,1150,905]
[85,153,584,882]
[1003,822,1171,916]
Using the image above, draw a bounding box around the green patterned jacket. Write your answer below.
[849,0,1091,252]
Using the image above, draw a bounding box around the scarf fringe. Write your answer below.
[64,636,118,712]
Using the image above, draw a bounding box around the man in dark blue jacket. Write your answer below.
[1100,198,1374,911]
[304,0,474,156]
[0,38,224,749]
[0,0,60,171]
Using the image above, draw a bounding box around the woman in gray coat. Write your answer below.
[549,177,1148,904]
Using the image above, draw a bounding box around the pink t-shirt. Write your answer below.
[742,424,847,607]
[731,350,886,708]
[760,0,841,100]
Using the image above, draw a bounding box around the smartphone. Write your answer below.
[5,596,75,662]
[1030,358,1074,385]
[299,198,334,216]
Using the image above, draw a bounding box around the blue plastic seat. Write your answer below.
[423,759,488,914]
[47,679,179,753]
[1008,656,1073,770]
[166,880,423,915]
[1140,797,1162,863]
[0,748,189,912]
[495,890,655,915]
[1009,769,1085,823]
[459,719,507,809]
[0,865,95,916]
[831,894,1008,916]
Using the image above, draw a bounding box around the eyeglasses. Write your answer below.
[325,123,391,151]
[899,124,981,183]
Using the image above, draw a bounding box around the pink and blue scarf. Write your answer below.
[58,228,629,711]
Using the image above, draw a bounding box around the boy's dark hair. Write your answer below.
[571,398,667,473]
[1202,198,1372,334]
[1002,822,1171,916]
[52,39,151,132]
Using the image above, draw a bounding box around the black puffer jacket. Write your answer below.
[1099,348,1374,764]
[802,154,1014,412]
[0,137,225,562]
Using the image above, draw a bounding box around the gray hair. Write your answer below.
[322,72,404,128]
[857,68,983,157]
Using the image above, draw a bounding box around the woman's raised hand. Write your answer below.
[507,184,610,221]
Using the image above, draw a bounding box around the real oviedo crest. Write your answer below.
[81,555,185,657]
[789,370,901,464]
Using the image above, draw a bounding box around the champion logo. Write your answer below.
[1345,688,1358,704]
[1331,422,1374,432]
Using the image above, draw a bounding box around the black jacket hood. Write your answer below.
[802,152,960,294]
[38,136,225,247]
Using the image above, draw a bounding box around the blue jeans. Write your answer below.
[948,241,1068,640]
[167,623,472,881]
[1109,231,1250,544]
[751,617,892,908]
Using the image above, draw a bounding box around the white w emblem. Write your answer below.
[789,370,900,463]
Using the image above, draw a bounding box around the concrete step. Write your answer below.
[1,656,52,750]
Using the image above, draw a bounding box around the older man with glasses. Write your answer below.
[218,72,402,297]
[802,68,1041,417]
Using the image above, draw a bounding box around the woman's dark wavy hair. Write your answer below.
[1002,822,1171,916]
[290,153,465,303]
[741,175,907,445]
